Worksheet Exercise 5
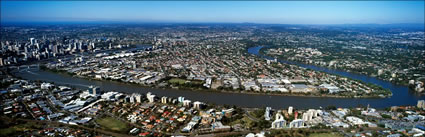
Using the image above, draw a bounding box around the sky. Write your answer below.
[1,1,424,24]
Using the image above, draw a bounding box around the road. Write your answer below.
[244,111,260,122]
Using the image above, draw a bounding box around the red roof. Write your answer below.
[139,132,150,136]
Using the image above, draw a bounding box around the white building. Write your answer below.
[129,96,135,103]
[134,94,142,103]
[319,84,341,93]
[271,111,286,129]
[178,96,185,103]
[289,119,304,128]
[346,116,365,125]
[203,78,212,88]
[265,107,272,121]
[291,84,313,93]
[288,106,293,114]
[41,83,54,89]
[161,97,168,104]
[302,111,313,122]
[183,100,192,107]
[302,109,320,122]
[88,85,100,95]
[193,101,205,109]
[418,100,425,109]
[146,92,155,103]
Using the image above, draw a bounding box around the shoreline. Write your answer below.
[258,46,413,87]
[34,67,390,99]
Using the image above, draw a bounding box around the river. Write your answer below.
[12,46,425,109]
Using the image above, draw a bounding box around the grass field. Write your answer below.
[168,78,187,85]
[0,123,39,136]
[308,133,342,137]
[0,127,18,136]
[96,117,130,132]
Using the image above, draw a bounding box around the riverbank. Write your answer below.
[258,46,414,87]
[38,66,390,99]
[12,65,425,109]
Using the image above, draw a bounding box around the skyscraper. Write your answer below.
[418,100,425,109]
[271,111,286,129]
[88,85,100,95]
[30,38,35,45]
[288,106,294,114]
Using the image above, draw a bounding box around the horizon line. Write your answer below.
[2,20,425,26]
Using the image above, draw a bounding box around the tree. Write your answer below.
[326,105,337,110]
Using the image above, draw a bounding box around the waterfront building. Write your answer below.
[265,107,272,121]
[291,84,313,93]
[319,84,341,93]
[129,96,135,103]
[302,111,313,122]
[161,97,168,104]
[171,99,178,104]
[271,111,286,129]
[41,83,54,89]
[183,100,192,107]
[392,73,397,78]
[302,109,319,122]
[346,116,365,125]
[124,96,130,103]
[418,100,425,109]
[193,101,205,109]
[378,69,384,76]
[289,119,304,128]
[134,94,142,103]
[146,92,155,103]
[178,96,185,103]
[294,111,299,119]
[101,91,118,101]
[288,106,293,114]
[88,85,100,95]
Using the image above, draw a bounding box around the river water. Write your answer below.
[13,46,424,109]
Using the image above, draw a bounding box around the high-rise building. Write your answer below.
[378,69,384,76]
[52,45,58,53]
[146,92,155,103]
[183,100,191,107]
[124,96,130,103]
[302,111,313,122]
[178,96,185,102]
[294,111,298,119]
[88,85,100,95]
[161,97,168,104]
[418,100,425,109]
[271,111,286,129]
[30,38,35,45]
[265,107,272,121]
[134,94,142,103]
[129,96,135,103]
[193,101,205,109]
[289,119,304,128]
[288,106,293,114]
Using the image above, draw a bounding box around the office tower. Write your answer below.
[418,100,425,109]
[288,106,294,114]
[30,38,35,45]
[88,85,100,95]
[272,111,286,129]
[161,97,168,104]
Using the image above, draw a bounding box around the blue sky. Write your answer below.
[1,1,424,24]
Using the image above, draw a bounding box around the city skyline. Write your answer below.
[1,1,424,24]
